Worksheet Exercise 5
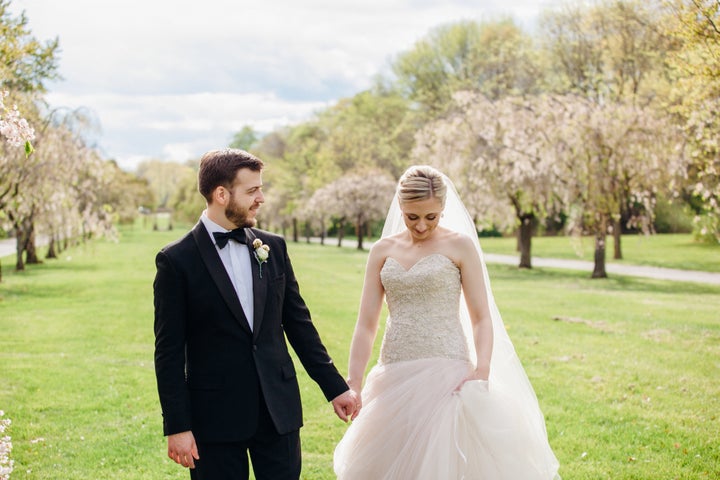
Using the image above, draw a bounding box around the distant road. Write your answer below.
[2,236,719,285]
[0,238,17,258]
[306,237,720,286]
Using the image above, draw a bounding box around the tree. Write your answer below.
[391,19,541,116]
[317,170,396,250]
[554,95,682,277]
[0,0,60,94]
[136,159,195,209]
[169,161,204,225]
[539,0,670,103]
[539,0,674,257]
[316,88,415,179]
[665,0,720,243]
[229,125,258,151]
[413,92,564,268]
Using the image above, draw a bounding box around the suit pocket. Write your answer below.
[281,360,296,380]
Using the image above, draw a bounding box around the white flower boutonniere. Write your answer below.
[252,238,270,278]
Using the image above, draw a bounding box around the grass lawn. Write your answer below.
[479,233,720,273]
[0,227,718,479]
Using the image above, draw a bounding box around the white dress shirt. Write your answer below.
[200,212,254,330]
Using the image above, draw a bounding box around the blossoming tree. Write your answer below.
[412,92,565,268]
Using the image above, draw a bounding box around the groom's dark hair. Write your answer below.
[198,148,264,202]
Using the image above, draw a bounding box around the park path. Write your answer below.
[307,237,720,286]
[2,237,719,286]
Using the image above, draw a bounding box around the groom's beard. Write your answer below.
[225,200,257,229]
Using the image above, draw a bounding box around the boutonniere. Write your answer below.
[252,238,270,278]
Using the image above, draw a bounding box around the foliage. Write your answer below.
[539,0,671,102]
[315,88,415,179]
[0,89,34,150]
[0,0,60,94]
[135,159,195,210]
[665,0,720,243]
[228,125,258,151]
[413,92,563,232]
[305,169,397,249]
[391,19,541,115]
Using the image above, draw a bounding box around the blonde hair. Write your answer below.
[397,165,447,206]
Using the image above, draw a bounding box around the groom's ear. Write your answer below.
[211,186,230,206]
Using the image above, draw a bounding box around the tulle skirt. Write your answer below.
[334,357,560,480]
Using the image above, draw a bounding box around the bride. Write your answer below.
[333,165,561,479]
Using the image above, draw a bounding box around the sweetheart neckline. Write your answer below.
[384,253,455,273]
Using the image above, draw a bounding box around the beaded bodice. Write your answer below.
[379,253,470,364]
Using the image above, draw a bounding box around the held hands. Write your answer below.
[167,430,199,469]
[331,389,361,422]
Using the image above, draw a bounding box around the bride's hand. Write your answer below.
[350,389,362,420]
[455,368,489,391]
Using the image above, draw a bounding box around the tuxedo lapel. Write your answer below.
[191,222,253,336]
[245,229,268,341]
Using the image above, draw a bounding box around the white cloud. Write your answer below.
[10,0,548,171]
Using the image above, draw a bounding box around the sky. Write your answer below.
[10,0,553,171]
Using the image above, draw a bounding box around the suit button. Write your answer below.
[253,345,257,351]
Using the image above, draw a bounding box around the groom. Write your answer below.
[153,148,358,480]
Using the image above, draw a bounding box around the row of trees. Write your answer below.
[2,0,718,280]
[0,0,152,280]
[202,0,716,277]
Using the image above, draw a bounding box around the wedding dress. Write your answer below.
[333,252,561,479]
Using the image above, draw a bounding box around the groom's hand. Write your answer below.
[167,430,199,469]
[331,389,360,422]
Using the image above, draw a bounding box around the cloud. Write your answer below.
[45,90,330,168]
[11,0,547,171]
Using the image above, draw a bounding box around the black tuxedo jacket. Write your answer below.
[153,222,348,442]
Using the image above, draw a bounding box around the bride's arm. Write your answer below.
[346,245,386,405]
[458,236,494,382]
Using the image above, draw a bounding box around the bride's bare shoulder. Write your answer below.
[370,235,398,252]
[368,234,404,260]
[436,228,479,260]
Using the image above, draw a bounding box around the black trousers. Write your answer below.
[190,392,301,480]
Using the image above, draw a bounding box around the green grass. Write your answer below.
[479,233,720,273]
[0,228,718,479]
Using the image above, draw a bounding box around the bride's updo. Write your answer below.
[397,165,447,207]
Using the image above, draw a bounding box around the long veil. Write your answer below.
[381,172,558,468]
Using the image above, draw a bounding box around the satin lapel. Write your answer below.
[245,229,268,341]
[191,222,252,336]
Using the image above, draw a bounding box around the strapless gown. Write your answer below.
[334,254,560,479]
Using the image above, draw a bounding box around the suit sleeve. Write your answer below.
[278,239,349,402]
[153,250,192,435]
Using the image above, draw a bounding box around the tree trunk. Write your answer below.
[592,230,608,278]
[337,218,345,247]
[46,235,58,259]
[320,215,326,246]
[517,214,536,269]
[15,233,25,271]
[25,223,41,265]
[612,217,622,260]
[292,217,298,243]
[356,216,364,250]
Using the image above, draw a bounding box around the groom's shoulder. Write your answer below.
[159,224,201,256]
[251,228,285,245]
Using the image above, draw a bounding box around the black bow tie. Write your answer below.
[213,228,246,249]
